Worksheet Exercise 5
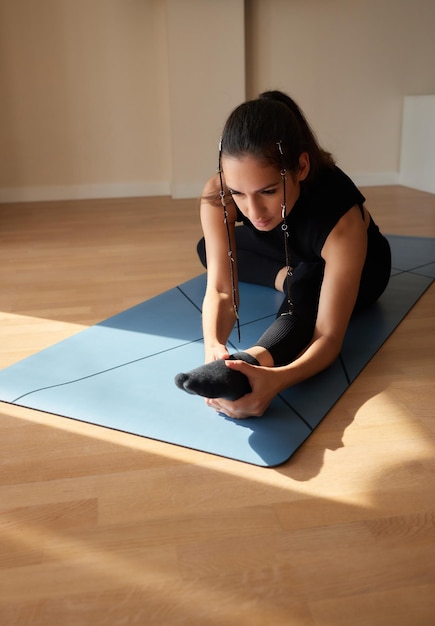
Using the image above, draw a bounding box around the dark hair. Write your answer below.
[220,90,335,182]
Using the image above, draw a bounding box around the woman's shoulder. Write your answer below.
[297,165,365,218]
[310,165,364,199]
[289,166,366,259]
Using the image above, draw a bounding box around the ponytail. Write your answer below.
[221,90,335,182]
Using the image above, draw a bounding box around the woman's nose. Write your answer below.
[246,196,263,218]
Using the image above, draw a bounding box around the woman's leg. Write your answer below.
[197,225,286,290]
[354,225,391,310]
[175,261,324,400]
[175,351,260,401]
[254,261,323,366]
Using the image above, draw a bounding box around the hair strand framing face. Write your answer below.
[217,137,294,344]
[218,137,241,342]
[277,140,294,316]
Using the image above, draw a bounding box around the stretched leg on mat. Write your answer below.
[175,352,259,401]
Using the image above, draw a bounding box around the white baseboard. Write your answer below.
[0,172,403,204]
[170,173,403,198]
[0,181,171,204]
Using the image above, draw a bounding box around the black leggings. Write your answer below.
[197,220,391,366]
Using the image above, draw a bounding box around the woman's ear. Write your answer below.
[297,152,310,181]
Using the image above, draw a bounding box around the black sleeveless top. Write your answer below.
[234,165,391,307]
[235,166,368,262]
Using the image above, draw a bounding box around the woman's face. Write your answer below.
[222,154,306,231]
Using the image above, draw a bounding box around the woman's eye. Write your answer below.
[229,190,240,196]
[262,189,276,196]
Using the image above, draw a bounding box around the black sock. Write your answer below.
[174,352,259,401]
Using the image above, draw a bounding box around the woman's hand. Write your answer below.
[205,359,281,418]
[205,344,230,363]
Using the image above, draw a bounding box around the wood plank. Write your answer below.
[0,187,434,625]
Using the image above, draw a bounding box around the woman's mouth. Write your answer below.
[253,218,273,229]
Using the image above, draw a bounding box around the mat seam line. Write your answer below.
[338,354,352,385]
[392,263,435,274]
[277,394,314,432]
[10,340,204,403]
[176,285,203,313]
[176,285,277,330]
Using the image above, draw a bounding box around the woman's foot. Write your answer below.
[175,352,259,401]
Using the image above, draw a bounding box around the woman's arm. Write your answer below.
[200,175,240,362]
[213,204,369,417]
[278,203,369,380]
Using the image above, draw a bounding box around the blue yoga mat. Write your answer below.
[0,235,433,466]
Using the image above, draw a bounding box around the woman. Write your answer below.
[175,91,391,418]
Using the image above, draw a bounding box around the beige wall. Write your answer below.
[246,0,435,184]
[0,0,171,200]
[165,0,245,198]
[0,0,434,202]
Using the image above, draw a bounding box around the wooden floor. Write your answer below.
[0,187,434,625]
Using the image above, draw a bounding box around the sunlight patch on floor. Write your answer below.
[0,312,87,369]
